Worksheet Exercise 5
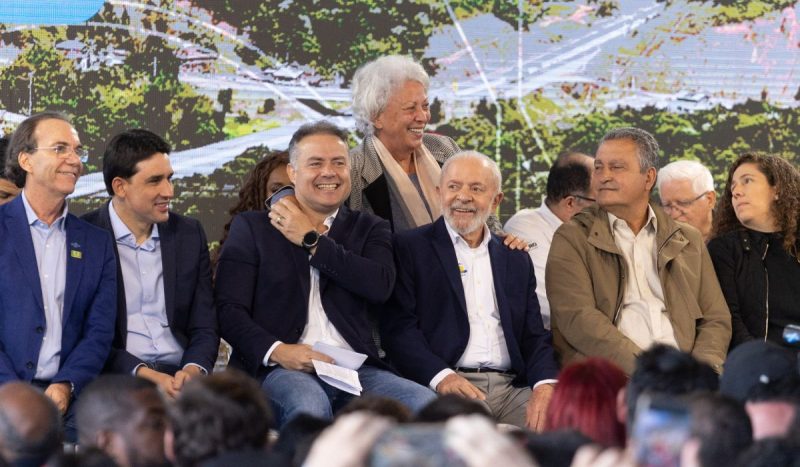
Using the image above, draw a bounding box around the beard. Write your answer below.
[443,203,490,237]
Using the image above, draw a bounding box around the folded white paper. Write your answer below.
[312,342,368,370]
[312,359,363,396]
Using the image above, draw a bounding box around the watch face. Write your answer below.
[303,230,320,248]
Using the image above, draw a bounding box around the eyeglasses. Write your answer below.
[30,145,89,163]
[571,194,596,203]
[661,192,707,212]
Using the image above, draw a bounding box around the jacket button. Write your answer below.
[26,362,34,370]
[35,326,43,333]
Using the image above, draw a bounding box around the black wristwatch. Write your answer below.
[302,230,320,251]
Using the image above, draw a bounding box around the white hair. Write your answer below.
[441,150,502,194]
[656,160,714,196]
[351,55,429,135]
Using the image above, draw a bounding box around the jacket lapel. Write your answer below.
[63,216,85,324]
[6,197,44,311]
[431,218,468,315]
[159,220,177,325]
[319,206,352,295]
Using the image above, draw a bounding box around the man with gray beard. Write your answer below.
[381,151,559,430]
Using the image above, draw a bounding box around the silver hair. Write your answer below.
[656,160,714,197]
[351,55,430,135]
[441,150,503,194]
[599,127,660,172]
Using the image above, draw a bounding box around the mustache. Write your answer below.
[449,203,477,212]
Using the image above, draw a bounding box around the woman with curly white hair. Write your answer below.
[349,55,461,232]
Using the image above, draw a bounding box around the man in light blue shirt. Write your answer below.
[82,129,218,398]
[0,111,117,441]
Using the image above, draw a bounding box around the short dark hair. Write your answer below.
[0,136,10,177]
[524,430,593,467]
[414,394,493,423]
[5,111,72,188]
[337,395,411,423]
[102,129,171,196]
[735,438,800,467]
[599,127,660,172]
[272,414,330,466]
[287,120,349,166]
[688,393,753,467]
[626,345,719,427]
[546,162,592,203]
[75,375,159,446]
[168,370,274,467]
[0,382,62,466]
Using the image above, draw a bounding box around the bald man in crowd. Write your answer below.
[0,382,62,466]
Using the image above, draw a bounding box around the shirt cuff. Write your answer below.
[263,341,283,367]
[429,368,456,391]
[533,379,558,390]
[183,363,208,375]
[132,363,147,376]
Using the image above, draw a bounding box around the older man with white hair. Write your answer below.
[657,160,716,242]
[381,150,558,430]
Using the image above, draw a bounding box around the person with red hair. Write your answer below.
[544,358,627,447]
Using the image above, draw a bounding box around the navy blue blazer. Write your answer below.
[381,217,559,388]
[215,205,395,382]
[0,196,117,395]
[82,202,219,374]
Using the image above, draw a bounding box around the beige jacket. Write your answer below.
[545,204,731,375]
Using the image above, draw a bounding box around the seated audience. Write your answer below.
[708,152,800,349]
[504,151,595,328]
[75,375,168,467]
[0,136,21,205]
[82,129,219,397]
[381,150,558,430]
[215,121,435,429]
[681,393,753,467]
[547,127,731,375]
[544,358,627,447]
[657,160,717,242]
[216,150,291,260]
[166,370,287,467]
[0,382,61,467]
[1,111,117,442]
[623,345,719,429]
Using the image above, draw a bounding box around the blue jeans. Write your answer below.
[262,365,436,429]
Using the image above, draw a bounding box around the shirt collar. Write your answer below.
[608,205,658,234]
[21,189,68,231]
[539,199,564,229]
[109,200,159,245]
[444,218,491,250]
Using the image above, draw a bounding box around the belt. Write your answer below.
[456,367,515,376]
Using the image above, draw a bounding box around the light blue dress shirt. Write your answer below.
[108,202,184,368]
[21,191,66,381]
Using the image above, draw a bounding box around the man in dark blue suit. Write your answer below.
[216,121,435,428]
[82,129,218,398]
[381,150,560,429]
[0,112,117,439]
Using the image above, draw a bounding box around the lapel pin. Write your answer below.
[70,250,82,259]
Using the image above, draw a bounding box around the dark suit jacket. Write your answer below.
[82,202,219,374]
[0,196,116,395]
[381,217,559,388]
[215,205,395,382]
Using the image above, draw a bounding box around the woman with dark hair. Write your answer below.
[708,152,800,349]
[544,358,627,448]
[216,150,291,258]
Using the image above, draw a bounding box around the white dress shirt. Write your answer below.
[430,221,555,391]
[263,210,349,366]
[609,207,678,350]
[503,200,562,329]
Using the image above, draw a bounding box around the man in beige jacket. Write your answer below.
[546,127,731,375]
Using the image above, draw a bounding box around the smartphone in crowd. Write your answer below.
[631,394,691,467]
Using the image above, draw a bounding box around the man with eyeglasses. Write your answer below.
[657,160,717,243]
[0,111,117,441]
[546,127,730,375]
[504,151,595,329]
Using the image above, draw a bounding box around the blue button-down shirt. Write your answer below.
[21,191,66,380]
[109,201,184,368]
